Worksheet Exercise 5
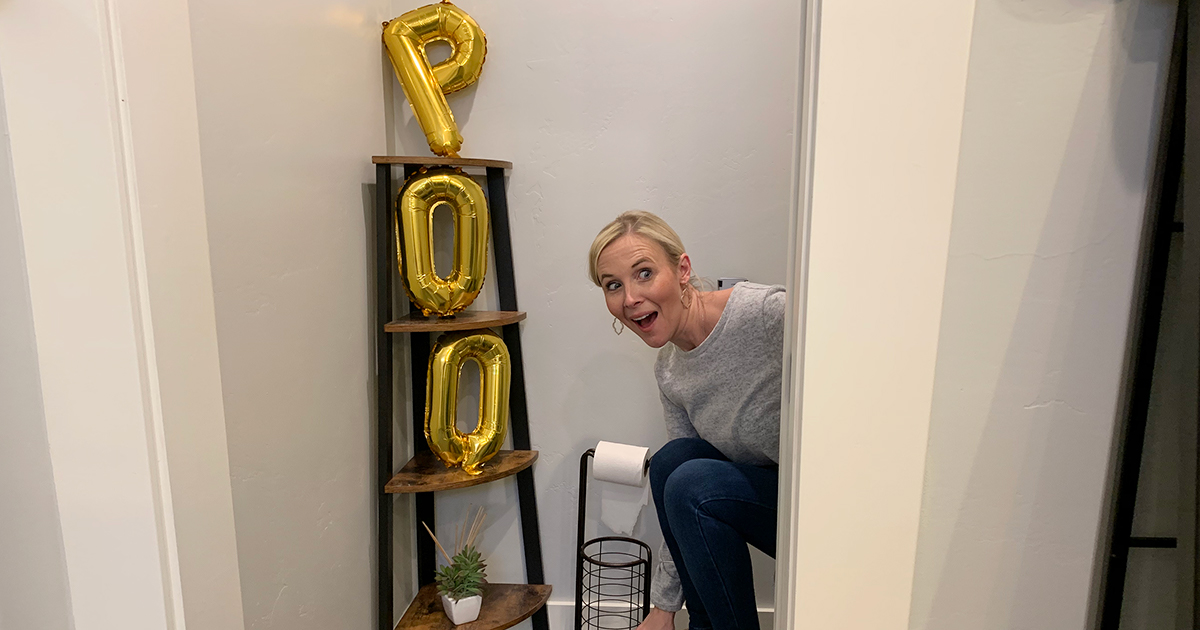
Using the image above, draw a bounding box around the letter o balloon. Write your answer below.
[396,167,489,317]
[425,330,511,475]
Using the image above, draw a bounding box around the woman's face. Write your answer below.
[596,234,691,349]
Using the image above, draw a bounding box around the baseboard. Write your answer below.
[543,599,775,628]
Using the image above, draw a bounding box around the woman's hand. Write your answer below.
[637,607,676,630]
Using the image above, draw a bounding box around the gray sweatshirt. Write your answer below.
[650,282,785,611]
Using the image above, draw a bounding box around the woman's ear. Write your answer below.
[678,253,693,286]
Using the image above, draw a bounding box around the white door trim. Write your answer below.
[98,0,187,624]
[773,0,977,626]
[0,0,245,627]
[773,0,822,627]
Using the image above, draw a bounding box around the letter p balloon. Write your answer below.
[383,2,486,157]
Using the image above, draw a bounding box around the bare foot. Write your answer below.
[637,607,676,630]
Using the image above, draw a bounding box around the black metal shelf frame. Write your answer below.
[1097,7,1189,629]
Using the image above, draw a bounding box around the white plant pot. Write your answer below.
[441,594,482,625]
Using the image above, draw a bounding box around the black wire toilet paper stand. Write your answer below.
[575,448,653,630]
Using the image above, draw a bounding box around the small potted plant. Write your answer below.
[423,507,488,625]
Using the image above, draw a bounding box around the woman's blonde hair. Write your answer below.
[588,210,698,288]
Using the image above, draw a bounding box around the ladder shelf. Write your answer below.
[374,158,549,630]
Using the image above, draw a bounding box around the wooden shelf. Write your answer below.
[373,156,513,170]
[396,583,552,630]
[385,311,526,333]
[386,450,538,494]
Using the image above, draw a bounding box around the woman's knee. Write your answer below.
[649,438,720,490]
[662,459,727,516]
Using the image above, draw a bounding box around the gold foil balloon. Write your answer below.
[425,330,511,475]
[396,167,489,316]
[383,2,486,157]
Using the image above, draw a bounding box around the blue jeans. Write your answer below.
[649,438,779,630]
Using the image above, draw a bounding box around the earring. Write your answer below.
[680,285,694,309]
[612,316,624,335]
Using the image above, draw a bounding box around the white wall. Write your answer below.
[0,72,75,630]
[187,0,799,628]
[0,1,175,620]
[186,1,393,628]
[786,0,977,627]
[909,1,1177,629]
[0,0,244,627]
[119,0,248,625]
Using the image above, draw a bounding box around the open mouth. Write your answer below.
[630,311,658,332]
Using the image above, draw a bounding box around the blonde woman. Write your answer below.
[589,211,784,630]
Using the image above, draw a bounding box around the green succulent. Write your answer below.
[436,545,487,600]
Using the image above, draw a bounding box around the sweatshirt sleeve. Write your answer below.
[758,286,786,464]
[660,389,699,441]
[760,285,787,344]
[652,357,693,611]
[650,541,685,611]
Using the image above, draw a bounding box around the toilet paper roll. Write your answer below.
[593,441,652,535]
[593,441,650,487]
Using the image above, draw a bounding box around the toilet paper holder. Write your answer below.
[574,448,653,630]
